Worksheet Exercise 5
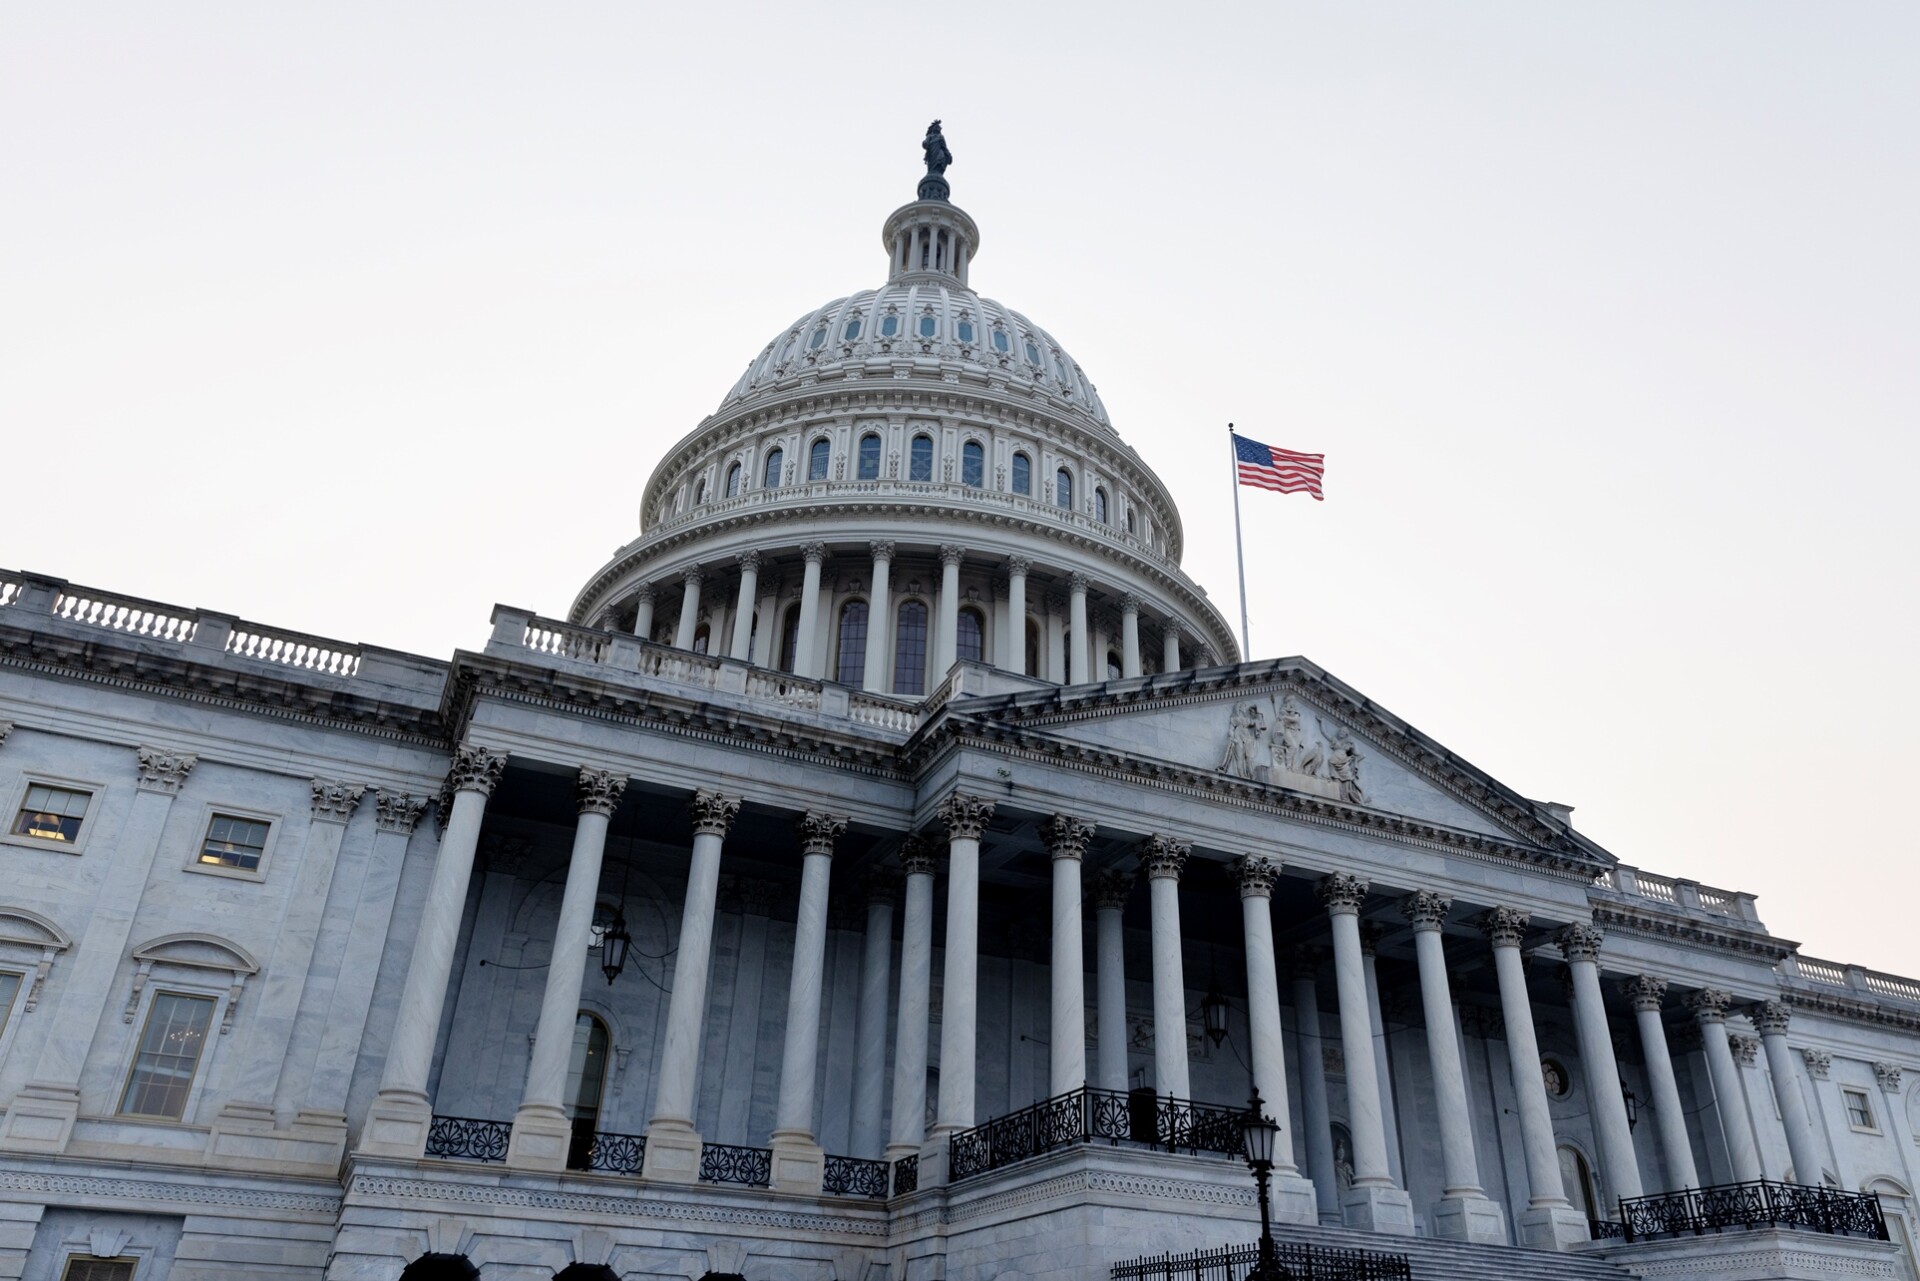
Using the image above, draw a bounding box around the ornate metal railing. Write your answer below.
[822,1153,890,1199]
[1589,1218,1625,1240]
[948,1087,1249,1183]
[1618,1180,1888,1242]
[1112,1240,1412,1280]
[579,1129,646,1175]
[698,1141,772,1188]
[425,1115,511,1163]
[892,1154,919,1197]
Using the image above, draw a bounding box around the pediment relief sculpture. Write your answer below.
[1218,693,1368,804]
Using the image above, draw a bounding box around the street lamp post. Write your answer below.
[1242,1089,1289,1281]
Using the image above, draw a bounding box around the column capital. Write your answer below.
[683,566,705,587]
[1229,854,1279,898]
[800,542,829,565]
[736,549,762,573]
[447,744,507,797]
[1316,871,1369,916]
[1284,945,1326,981]
[1874,1062,1903,1094]
[938,544,966,568]
[1399,890,1452,932]
[897,833,940,877]
[869,540,896,563]
[1728,1034,1760,1066]
[1087,867,1134,909]
[633,579,656,604]
[1479,906,1531,948]
[1006,555,1031,577]
[1138,834,1190,881]
[309,778,367,824]
[1622,974,1669,1012]
[935,792,995,840]
[861,869,902,906]
[375,789,430,834]
[1042,814,1096,862]
[1556,922,1605,963]
[576,768,627,817]
[689,789,741,837]
[1067,571,1090,594]
[797,811,848,857]
[1750,999,1791,1035]
[1120,593,1141,616]
[1685,987,1734,1023]
[1801,1048,1832,1080]
[135,746,198,795]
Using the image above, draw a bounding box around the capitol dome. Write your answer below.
[571,130,1237,696]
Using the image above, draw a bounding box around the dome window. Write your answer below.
[992,328,1010,354]
[725,463,742,499]
[957,321,974,344]
[808,438,831,481]
[880,315,900,338]
[762,448,784,489]
[1125,507,1138,535]
[961,441,984,489]
[909,434,934,483]
[957,608,985,664]
[1024,339,1042,366]
[857,433,882,480]
[1011,451,1032,496]
[778,605,802,673]
[1055,468,1073,509]
[780,336,798,362]
[893,601,929,696]
[809,326,828,350]
[1094,487,1109,524]
[694,479,707,505]
[844,318,862,341]
[835,600,869,685]
[918,315,938,338]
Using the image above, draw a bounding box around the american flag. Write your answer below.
[1232,432,1325,500]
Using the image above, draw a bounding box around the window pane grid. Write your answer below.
[857,434,881,480]
[1012,453,1031,496]
[956,610,984,664]
[62,1259,137,1281]
[835,601,869,685]
[762,448,784,489]
[200,815,270,872]
[893,602,928,696]
[962,442,984,488]
[909,436,934,483]
[15,784,92,843]
[119,991,215,1119]
[808,439,831,480]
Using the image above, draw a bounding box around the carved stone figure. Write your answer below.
[1318,718,1369,805]
[1274,695,1308,774]
[1219,702,1266,778]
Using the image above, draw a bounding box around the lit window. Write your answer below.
[962,441,984,488]
[835,601,869,684]
[1094,488,1109,523]
[725,463,742,498]
[809,326,827,349]
[880,315,899,338]
[119,991,216,1119]
[1056,468,1073,508]
[918,314,937,338]
[12,784,91,844]
[1011,452,1031,495]
[956,609,984,664]
[992,328,1010,354]
[1845,1089,1875,1130]
[808,438,831,481]
[762,447,784,489]
[893,601,928,696]
[844,318,862,341]
[857,433,882,480]
[957,321,974,344]
[909,435,934,482]
[61,1259,136,1281]
[200,814,270,872]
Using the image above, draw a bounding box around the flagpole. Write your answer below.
[1227,423,1251,662]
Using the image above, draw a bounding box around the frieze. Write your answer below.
[0,1169,340,1216]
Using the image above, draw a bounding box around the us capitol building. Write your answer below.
[0,128,1914,1281]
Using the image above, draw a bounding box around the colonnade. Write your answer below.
[361,752,1828,1248]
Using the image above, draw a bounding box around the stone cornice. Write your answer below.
[1589,900,1794,962]
[1778,986,1920,1035]
[0,1167,340,1216]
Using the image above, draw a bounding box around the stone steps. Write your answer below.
[1269,1221,1635,1281]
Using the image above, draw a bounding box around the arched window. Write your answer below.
[762,447,784,489]
[1094,488,1109,523]
[692,623,710,655]
[1011,451,1031,496]
[1055,468,1073,508]
[808,438,831,481]
[1024,338,1042,366]
[780,335,797,362]
[857,433,882,480]
[918,314,937,338]
[880,314,900,338]
[956,608,984,664]
[992,327,1010,354]
[778,604,801,673]
[1025,618,1042,677]
[1106,650,1123,681]
[844,317,862,341]
[893,601,928,696]
[1557,1145,1597,1220]
[909,434,934,482]
[957,320,975,344]
[1125,506,1137,535]
[724,463,742,499]
[694,478,707,505]
[835,601,869,685]
[808,325,828,349]
[563,1012,611,1170]
[961,441,984,488]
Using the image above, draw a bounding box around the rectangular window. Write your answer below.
[199,814,270,872]
[1844,1088,1875,1130]
[119,991,216,1119]
[0,971,21,1032]
[12,784,91,844]
[62,1260,136,1281]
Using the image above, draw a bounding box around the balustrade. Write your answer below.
[580,1129,647,1175]
[52,586,198,642]
[1617,1181,1887,1243]
[821,1154,890,1199]
[947,1087,1249,1183]
[891,1154,919,1197]
[227,623,362,675]
[1112,1241,1412,1281]
[425,1114,511,1163]
[698,1141,773,1187]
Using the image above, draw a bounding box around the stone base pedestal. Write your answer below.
[1592,1227,1905,1279]
[1516,1202,1593,1251]
[1431,1192,1509,1245]
[204,1102,349,1177]
[504,1103,573,1172]
[1269,1171,1320,1226]
[0,1083,79,1154]
[916,1135,953,1189]
[639,1119,702,1184]
[769,1131,826,1194]
[1340,1183,1416,1236]
[356,1090,433,1160]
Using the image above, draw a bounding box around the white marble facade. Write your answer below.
[0,146,1915,1281]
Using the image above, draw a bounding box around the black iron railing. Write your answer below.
[1113,1241,1412,1281]
[699,1141,773,1188]
[1618,1180,1887,1242]
[823,1153,890,1199]
[1589,1218,1625,1240]
[580,1129,647,1175]
[949,1086,1250,1182]
[892,1153,919,1197]
[425,1114,511,1163]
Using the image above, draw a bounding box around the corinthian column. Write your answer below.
[1089,868,1133,1093]
[1558,924,1642,1209]
[1068,572,1090,684]
[1288,950,1340,1223]
[1140,835,1192,1101]
[770,811,847,1193]
[863,542,894,692]
[1232,856,1317,1224]
[1043,814,1094,1096]
[1622,975,1699,1191]
[631,581,655,641]
[729,551,760,661]
[850,873,898,1160]
[642,789,741,1182]
[1319,873,1414,1234]
[925,792,994,1184]
[1401,891,1505,1243]
[886,837,939,1165]
[359,745,504,1159]
[507,768,626,1171]
[793,542,827,678]
[1005,557,1030,676]
[937,545,964,677]
[1751,1002,1822,1185]
[1120,595,1142,678]
[1161,620,1182,674]
[1687,988,1763,1182]
[673,568,704,650]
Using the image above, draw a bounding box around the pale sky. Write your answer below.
[3,5,1915,974]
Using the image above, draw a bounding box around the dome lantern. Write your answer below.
[883,120,978,287]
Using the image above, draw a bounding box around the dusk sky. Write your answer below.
[4,5,1915,972]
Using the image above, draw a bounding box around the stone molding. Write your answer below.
[448,744,507,796]
[1316,871,1369,916]
[1750,999,1792,1035]
[1802,1048,1832,1079]
[1229,854,1278,898]
[1042,813,1095,862]
[0,1168,340,1216]
[690,789,742,837]
[135,746,197,794]
[1622,974,1668,1012]
[1138,834,1190,881]
[1400,890,1451,932]
[308,778,367,823]
[1087,867,1133,909]
[1687,987,1735,1023]
[576,768,627,817]
[1556,922,1604,962]
[1590,901,1792,962]
[796,810,848,857]
[935,791,994,840]
[374,790,430,834]
[0,720,11,750]
[1874,1061,1903,1093]
[897,834,940,877]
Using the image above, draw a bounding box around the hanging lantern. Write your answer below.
[600,910,632,985]
[1201,984,1229,1047]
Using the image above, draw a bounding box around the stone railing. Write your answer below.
[1597,864,1760,923]
[225,622,362,677]
[52,583,200,643]
[1782,955,1920,1008]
